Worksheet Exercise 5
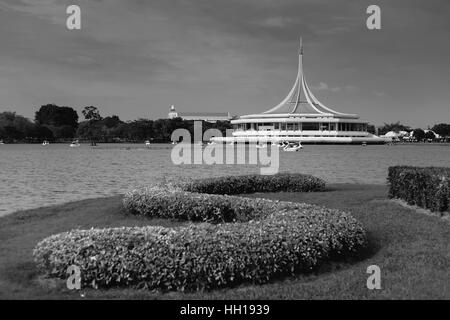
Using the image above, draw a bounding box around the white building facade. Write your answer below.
[212,40,384,144]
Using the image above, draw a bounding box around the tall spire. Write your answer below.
[300,37,303,55]
[262,37,357,117]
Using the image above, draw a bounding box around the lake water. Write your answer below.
[0,143,449,216]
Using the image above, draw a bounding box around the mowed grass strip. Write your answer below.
[0,184,449,299]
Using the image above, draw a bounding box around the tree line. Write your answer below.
[376,121,450,142]
[1,105,449,143]
[0,104,232,143]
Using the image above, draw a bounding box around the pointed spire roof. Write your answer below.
[260,38,357,118]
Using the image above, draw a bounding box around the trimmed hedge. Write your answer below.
[177,173,326,195]
[388,166,450,213]
[33,174,368,292]
[122,174,326,223]
[123,187,276,223]
[33,203,367,291]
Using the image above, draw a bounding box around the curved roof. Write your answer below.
[241,39,358,120]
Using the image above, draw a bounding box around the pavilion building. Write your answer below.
[211,39,384,144]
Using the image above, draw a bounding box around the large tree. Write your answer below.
[0,111,35,141]
[412,128,425,142]
[35,104,78,128]
[80,106,103,145]
[424,131,436,141]
[102,115,122,128]
[35,104,78,140]
[124,119,155,141]
[431,123,450,137]
[82,106,102,121]
[32,125,54,141]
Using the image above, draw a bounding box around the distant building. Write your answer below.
[380,130,410,142]
[168,105,232,123]
[211,38,384,144]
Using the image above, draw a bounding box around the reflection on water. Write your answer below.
[0,143,449,216]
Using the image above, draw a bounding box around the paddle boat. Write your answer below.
[283,142,303,152]
[70,140,81,148]
[256,143,267,149]
[271,141,287,147]
[145,140,151,147]
[42,140,50,146]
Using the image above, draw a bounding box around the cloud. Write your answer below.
[312,82,341,92]
[257,16,295,28]
[0,0,68,25]
[0,0,449,126]
[311,83,359,94]
[315,26,351,35]
[344,85,358,93]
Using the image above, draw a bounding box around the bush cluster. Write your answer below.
[123,174,326,223]
[123,187,277,223]
[33,203,367,292]
[34,174,367,292]
[177,173,326,195]
[388,166,450,213]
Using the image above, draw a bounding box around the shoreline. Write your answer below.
[5,182,448,222]
[0,194,125,219]
[1,183,449,299]
[0,182,389,219]
[1,141,450,146]
[1,183,362,218]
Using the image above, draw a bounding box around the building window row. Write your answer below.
[233,122,367,132]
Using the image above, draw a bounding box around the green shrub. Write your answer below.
[123,174,326,223]
[33,203,367,292]
[388,166,450,213]
[123,187,287,223]
[177,173,326,195]
[34,174,367,292]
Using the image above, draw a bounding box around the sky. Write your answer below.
[0,0,449,128]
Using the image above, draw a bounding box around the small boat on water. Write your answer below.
[42,140,50,146]
[145,140,151,146]
[283,142,303,152]
[0,140,4,145]
[362,142,367,146]
[272,141,287,147]
[70,140,81,148]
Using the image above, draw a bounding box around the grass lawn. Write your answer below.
[0,184,449,299]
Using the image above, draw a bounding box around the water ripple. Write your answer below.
[0,143,449,216]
